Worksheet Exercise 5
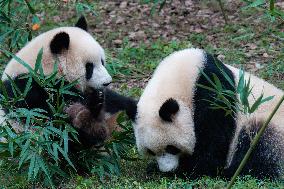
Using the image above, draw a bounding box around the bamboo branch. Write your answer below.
[217,0,229,25]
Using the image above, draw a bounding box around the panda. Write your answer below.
[0,16,137,149]
[132,48,284,179]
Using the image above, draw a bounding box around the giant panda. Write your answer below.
[132,48,284,179]
[0,16,136,149]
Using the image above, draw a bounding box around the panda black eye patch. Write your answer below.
[165,145,181,155]
[85,62,94,80]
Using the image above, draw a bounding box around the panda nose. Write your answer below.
[103,82,111,87]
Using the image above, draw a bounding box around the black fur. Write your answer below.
[159,98,179,122]
[50,32,70,54]
[85,63,94,80]
[225,121,283,179]
[75,16,88,31]
[165,145,181,155]
[2,74,81,115]
[182,53,237,178]
[104,88,137,120]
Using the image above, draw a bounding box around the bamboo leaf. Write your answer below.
[249,93,264,113]
[28,154,36,180]
[242,0,265,10]
[63,129,68,153]
[23,76,32,97]
[261,95,274,104]
[34,48,44,75]
[57,146,75,170]
[37,157,53,185]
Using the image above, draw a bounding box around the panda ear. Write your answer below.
[159,98,179,122]
[75,16,88,31]
[50,32,70,54]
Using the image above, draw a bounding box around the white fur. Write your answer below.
[156,153,179,172]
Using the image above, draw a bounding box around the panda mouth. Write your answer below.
[156,153,179,172]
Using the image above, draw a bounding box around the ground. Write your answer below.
[0,0,284,188]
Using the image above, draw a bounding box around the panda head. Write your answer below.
[3,16,111,91]
[49,16,112,91]
[133,98,196,172]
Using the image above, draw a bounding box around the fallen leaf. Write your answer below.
[263,53,269,58]
[32,24,40,31]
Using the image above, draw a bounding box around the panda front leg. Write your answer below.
[104,88,137,120]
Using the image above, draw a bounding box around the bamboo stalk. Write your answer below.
[226,95,284,189]
[269,0,275,12]
[24,0,36,14]
[217,0,229,25]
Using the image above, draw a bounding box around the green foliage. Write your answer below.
[75,0,96,15]
[0,0,38,53]
[106,40,190,82]
[260,55,284,89]
[0,49,79,186]
[0,49,135,187]
[70,173,284,189]
[242,0,284,21]
[198,58,273,117]
[140,0,172,14]
[0,0,96,56]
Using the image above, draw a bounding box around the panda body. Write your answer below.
[134,48,284,179]
[0,17,136,149]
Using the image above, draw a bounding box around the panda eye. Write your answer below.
[101,59,105,66]
[85,62,94,80]
[165,145,181,155]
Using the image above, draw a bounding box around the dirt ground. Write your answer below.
[92,0,243,46]
[89,0,283,68]
[39,0,283,88]
[43,0,283,85]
